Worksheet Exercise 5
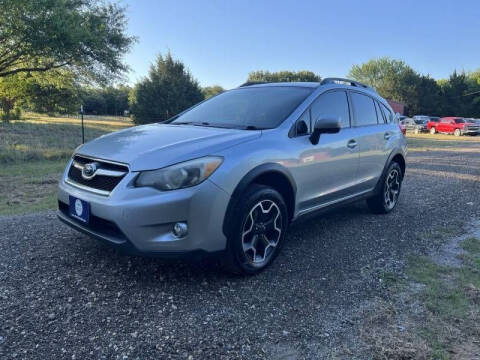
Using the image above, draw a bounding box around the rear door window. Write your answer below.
[350,92,377,126]
[374,101,385,124]
[380,104,393,123]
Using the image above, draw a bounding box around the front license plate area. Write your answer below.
[69,196,90,224]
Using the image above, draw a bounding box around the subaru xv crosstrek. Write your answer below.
[58,78,407,275]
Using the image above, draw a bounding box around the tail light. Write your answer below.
[399,123,406,135]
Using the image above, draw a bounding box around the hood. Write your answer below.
[76,124,261,171]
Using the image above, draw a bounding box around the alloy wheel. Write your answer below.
[384,169,401,210]
[241,200,282,265]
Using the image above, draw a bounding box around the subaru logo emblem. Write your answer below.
[82,162,98,179]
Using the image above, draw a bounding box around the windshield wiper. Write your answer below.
[173,121,211,126]
[173,122,265,130]
[243,125,263,130]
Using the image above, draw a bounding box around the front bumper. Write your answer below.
[58,168,231,256]
[462,129,480,135]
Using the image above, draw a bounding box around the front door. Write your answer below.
[289,90,360,215]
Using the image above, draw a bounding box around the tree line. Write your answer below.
[348,57,480,117]
[0,1,478,123]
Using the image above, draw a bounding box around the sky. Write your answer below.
[121,0,480,89]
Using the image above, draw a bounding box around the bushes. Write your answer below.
[1,106,21,122]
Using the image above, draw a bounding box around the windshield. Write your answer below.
[455,118,465,123]
[171,86,314,129]
[414,120,425,124]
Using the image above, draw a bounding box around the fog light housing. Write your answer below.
[172,222,188,237]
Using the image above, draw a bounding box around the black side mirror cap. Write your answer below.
[309,117,341,145]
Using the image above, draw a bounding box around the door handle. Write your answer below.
[347,139,357,149]
[384,132,392,140]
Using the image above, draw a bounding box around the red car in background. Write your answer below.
[428,117,480,136]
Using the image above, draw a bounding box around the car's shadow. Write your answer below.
[62,200,375,287]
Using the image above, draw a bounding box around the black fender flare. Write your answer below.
[222,163,297,237]
[373,150,406,195]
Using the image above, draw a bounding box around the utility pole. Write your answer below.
[80,105,85,144]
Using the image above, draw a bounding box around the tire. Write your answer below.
[430,127,436,134]
[222,184,288,275]
[454,128,461,137]
[367,162,403,214]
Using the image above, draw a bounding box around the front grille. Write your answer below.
[67,155,128,194]
[465,125,479,131]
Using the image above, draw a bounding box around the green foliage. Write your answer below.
[247,70,321,83]
[202,85,225,99]
[0,74,28,121]
[349,57,480,117]
[23,70,81,114]
[82,85,131,115]
[437,70,480,117]
[0,0,135,83]
[129,53,204,124]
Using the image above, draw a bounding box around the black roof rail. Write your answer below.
[320,78,376,92]
[239,81,269,87]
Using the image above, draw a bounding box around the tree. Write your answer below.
[438,71,471,117]
[23,70,81,114]
[202,85,224,99]
[129,53,204,124]
[348,58,414,97]
[0,74,27,121]
[0,0,135,83]
[81,85,131,115]
[348,57,442,116]
[247,70,321,83]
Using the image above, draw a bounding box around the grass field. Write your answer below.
[406,133,480,151]
[0,117,479,216]
[0,113,132,215]
[362,235,480,359]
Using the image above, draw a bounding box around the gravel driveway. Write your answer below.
[1,145,479,359]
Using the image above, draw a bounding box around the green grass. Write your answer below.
[406,134,480,151]
[0,113,131,163]
[405,238,480,358]
[0,113,132,215]
[362,238,480,359]
[0,160,67,215]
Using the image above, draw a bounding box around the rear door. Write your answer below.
[349,92,391,192]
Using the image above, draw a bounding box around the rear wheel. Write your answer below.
[367,162,403,214]
[454,128,461,137]
[430,127,436,134]
[222,184,288,275]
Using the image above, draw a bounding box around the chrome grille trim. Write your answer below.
[72,161,127,178]
[64,178,112,196]
[66,155,129,195]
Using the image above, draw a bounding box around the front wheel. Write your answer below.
[222,184,288,275]
[430,127,436,134]
[454,128,461,137]
[367,162,403,214]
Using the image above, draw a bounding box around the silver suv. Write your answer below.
[58,78,407,274]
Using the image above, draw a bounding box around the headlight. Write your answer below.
[135,156,223,191]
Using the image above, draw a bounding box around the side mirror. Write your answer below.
[309,117,341,145]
